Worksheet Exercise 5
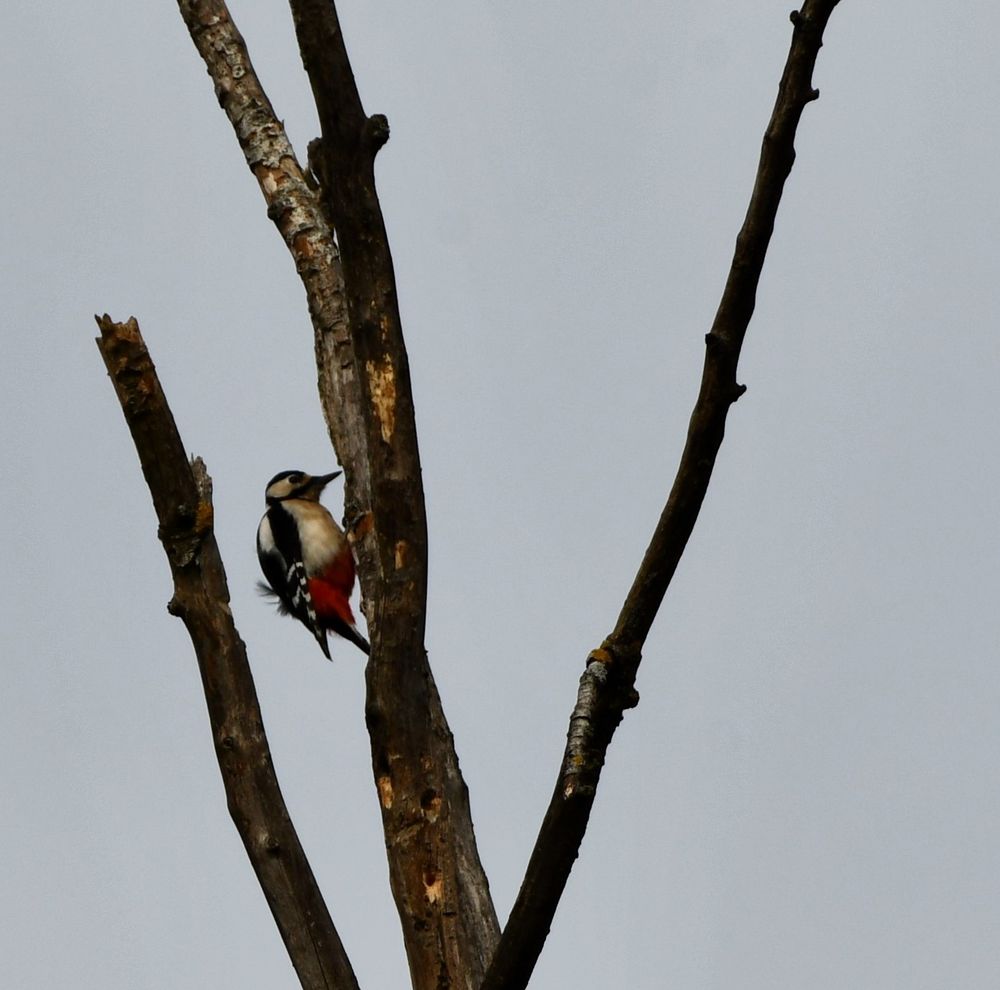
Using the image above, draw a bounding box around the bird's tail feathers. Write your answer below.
[342,624,371,656]
[258,581,332,659]
[257,581,290,614]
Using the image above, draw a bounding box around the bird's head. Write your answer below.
[264,469,342,504]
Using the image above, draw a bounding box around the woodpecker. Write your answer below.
[256,470,369,658]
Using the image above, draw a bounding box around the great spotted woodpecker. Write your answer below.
[256,470,370,658]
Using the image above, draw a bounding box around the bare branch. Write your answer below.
[94,315,359,990]
[175,0,370,508]
[286,3,502,987]
[481,4,843,987]
[175,0,499,985]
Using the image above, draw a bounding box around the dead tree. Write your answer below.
[96,2,842,988]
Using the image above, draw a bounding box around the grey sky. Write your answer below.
[4,2,1000,987]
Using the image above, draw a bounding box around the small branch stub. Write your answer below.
[364,113,390,153]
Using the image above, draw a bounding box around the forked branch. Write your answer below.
[174,0,368,504]
[115,0,842,986]
[481,4,843,988]
[175,1,499,987]
[95,315,358,990]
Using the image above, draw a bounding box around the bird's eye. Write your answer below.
[287,473,303,485]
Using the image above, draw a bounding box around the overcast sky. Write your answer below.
[4,2,1000,987]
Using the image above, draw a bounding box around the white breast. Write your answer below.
[283,500,347,575]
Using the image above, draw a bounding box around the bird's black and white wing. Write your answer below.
[256,506,331,659]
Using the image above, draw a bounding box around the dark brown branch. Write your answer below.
[481,4,842,988]
[175,0,499,986]
[95,315,359,990]
[287,4,501,988]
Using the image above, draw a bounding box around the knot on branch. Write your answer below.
[591,639,641,708]
[704,329,732,356]
[364,113,390,154]
[158,491,214,568]
[789,7,826,48]
[580,641,641,717]
[789,8,815,30]
[586,647,612,666]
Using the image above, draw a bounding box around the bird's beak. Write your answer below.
[311,470,342,491]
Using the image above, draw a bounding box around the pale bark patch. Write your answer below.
[424,869,444,905]
[377,774,394,810]
[365,357,397,442]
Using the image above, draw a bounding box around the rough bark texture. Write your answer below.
[480,4,842,989]
[104,0,846,985]
[287,3,501,986]
[176,0,369,507]
[175,2,499,987]
[95,315,359,990]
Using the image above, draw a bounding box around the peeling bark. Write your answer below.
[175,1,499,987]
[176,0,370,509]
